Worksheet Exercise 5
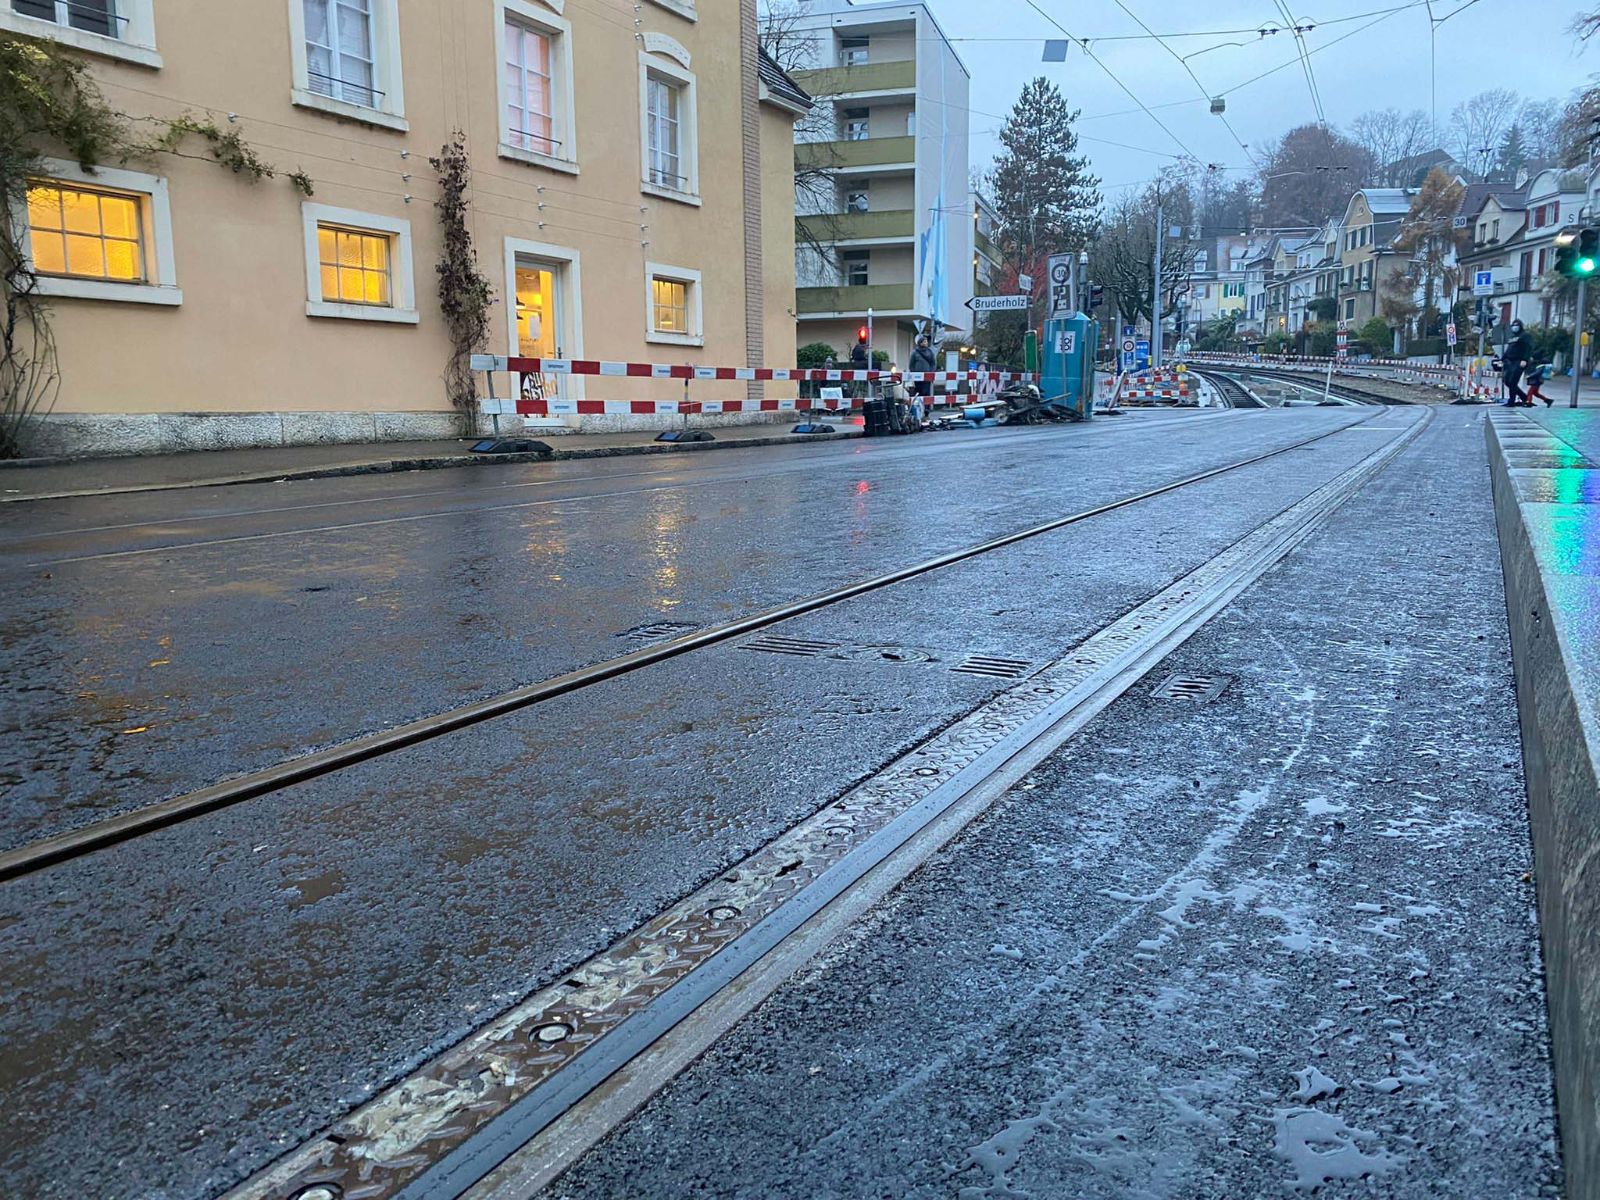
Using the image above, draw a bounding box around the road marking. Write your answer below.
[225,408,1430,1200]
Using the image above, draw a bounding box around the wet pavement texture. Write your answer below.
[0,408,1364,851]
[554,409,1562,1199]
[0,413,1406,1200]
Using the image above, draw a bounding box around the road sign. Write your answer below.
[1473,270,1494,297]
[1054,329,1076,354]
[1446,322,1457,347]
[1047,254,1074,318]
[1017,273,1033,291]
[964,294,1030,312]
[1122,324,1135,337]
[1135,339,1150,371]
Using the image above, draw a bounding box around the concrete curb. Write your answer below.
[1487,419,1600,1200]
[0,429,865,504]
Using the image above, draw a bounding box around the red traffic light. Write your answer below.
[856,326,869,343]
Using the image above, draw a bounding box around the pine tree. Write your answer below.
[1496,123,1528,182]
[988,78,1101,264]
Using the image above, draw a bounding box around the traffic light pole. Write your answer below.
[1572,278,1586,409]
[1151,200,1164,371]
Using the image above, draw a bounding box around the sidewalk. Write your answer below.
[0,420,863,504]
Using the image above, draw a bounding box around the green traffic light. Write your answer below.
[1580,257,1597,275]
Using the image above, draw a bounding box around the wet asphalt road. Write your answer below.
[555,409,1562,1199]
[2,408,1354,851]
[0,407,1450,1200]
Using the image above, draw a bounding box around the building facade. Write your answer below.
[1336,189,1413,327]
[785,0,971,367]
[9,0,807,454]
[1457,169,1586,331]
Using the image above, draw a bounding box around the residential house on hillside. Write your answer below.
[1337,189,1414,328]
[1188,233,1250,335]
[1245,228,1316,338]
[1284,218,1342,334]
[1458,169,1585,330]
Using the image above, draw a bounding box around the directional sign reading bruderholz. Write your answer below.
[965,295,1030,312]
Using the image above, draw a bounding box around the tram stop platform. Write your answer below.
[1487,406,1600,1193]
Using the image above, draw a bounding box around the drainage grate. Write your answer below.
[619,621,699,642]
[952,654,1035,680]
[1151,673,1234,703]
[739,634,842,658]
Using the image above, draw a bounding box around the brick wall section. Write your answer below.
[740,0,764,399]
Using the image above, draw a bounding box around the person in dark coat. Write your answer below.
[909,335,937,401]
[849,332,869,399]
[1502,320,1533,406]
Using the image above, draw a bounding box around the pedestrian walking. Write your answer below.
[1526,362,1553,407]
[1501,320,1533,406]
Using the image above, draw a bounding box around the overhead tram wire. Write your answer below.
[1023,0,1203,164]
[1105,0,1261,167]
[1274,0,1328,125]
[1216,5,1411,100]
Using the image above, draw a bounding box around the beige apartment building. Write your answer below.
[9,0,809,454]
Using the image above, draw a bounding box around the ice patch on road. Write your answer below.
[1271,1106,1401,1190]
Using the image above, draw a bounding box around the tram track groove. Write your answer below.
[226,405,1435,1200]
[0,408,1390,886]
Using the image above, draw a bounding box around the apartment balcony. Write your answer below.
[796,282,916,315]
[797,208,914,243]
[796,135,915,171]
[974,228,1001,263]
[790,60,916,97]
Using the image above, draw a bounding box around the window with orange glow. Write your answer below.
[26,182,144,283]
[317,224,392,306]
[651,276,687,333]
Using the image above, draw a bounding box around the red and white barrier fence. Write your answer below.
[1119,369,1192,402]
[469,354,1035,417]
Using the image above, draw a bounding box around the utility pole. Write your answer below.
[1151,196,1165,371]
[1571,278,1586,409]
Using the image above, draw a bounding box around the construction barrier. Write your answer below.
[1118,369,1191,403]
[468,354,1036,417]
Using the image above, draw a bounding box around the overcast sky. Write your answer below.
[928,0,1599,195]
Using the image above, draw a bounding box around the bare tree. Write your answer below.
[1257,124,1373,226]
[759,2,842,277]
[1446,89,1521,178]
[1348,108,1434,186]
[1518,98,1565,163]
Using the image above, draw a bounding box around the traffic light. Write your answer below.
[856,325,869,343]
[1556,229,1600,278]
[1088,283,1104,308]
[1580,227,1600,277]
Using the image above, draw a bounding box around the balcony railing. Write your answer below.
[796,135,915,170]
[790,60,916,97]
[796,282,915,314]
[974,227,1001,262]
[797,208,914,242]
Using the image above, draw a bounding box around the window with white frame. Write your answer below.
[843,250,869,286]
[289,0,405,129]
[646,77,683,187]
[2,0,159,65]
[497,2,576,170]
[301,202,416,323]
[639,49,698,202]
[20,162,180,305]
[841,107,869,141]
[645,262,701,344]
[839,35,868,66]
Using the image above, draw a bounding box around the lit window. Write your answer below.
[12,0,117,36]
[26,182,144,283]
[646,75,683,188]
[645,262,700,344]
[652,276,687,333]
[505,20,555,155]
[317,224,391,306]
[303,0,378,107]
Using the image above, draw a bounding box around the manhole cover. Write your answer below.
[951,654,1034,680]
[836,644,935,664]
[619,621,699,641]
[740,634,841,658]
[1151,673,1234,703]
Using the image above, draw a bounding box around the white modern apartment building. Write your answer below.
[783,0,972,365]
